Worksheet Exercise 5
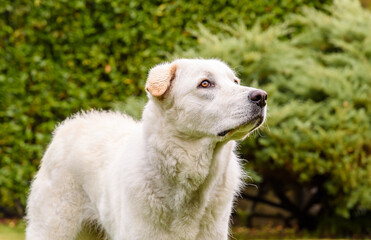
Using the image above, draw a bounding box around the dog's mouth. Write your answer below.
[217,116,264,138]
[217,129,233,137]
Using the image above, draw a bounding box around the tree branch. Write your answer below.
[240,192,291,211]
[273,188,298,215]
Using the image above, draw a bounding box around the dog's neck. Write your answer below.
[141,102,235,215]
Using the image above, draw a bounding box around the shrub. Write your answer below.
[176,0,371,235]
[0,0,330,217]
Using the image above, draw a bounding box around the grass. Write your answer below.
[0,221,361,240]
[0,220,25,240]
[0,221,106,240]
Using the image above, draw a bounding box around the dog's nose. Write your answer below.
[249,90,267,107]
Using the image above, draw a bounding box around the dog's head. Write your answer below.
[145,59,267,141]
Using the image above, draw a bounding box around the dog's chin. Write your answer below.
[218,116,265,140]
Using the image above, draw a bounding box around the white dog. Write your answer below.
[26,59,267,240]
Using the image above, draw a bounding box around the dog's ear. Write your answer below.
[145,63,177,97]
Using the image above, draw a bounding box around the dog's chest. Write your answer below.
[148,186,228,240]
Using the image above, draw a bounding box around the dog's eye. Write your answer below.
[199,80,214,88]
[234,79,239,85]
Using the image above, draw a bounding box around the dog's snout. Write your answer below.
[248,90,267,107]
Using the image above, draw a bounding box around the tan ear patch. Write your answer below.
[145,63,177,97]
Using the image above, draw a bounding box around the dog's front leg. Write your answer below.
[196,222,229,240]
[196,207,232,240]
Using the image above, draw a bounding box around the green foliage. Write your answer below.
[177,0,371,234]
[0,0,330,217]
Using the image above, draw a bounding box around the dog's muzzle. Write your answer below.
[218,89,267,138]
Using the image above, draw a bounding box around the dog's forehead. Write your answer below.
[175,59,235,78]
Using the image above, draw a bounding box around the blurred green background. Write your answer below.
[1,0,371,238]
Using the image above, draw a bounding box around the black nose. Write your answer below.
[249,89,267,107]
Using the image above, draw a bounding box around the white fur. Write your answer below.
[26,59,267,240]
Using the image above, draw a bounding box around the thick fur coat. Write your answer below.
[26,59,267,240]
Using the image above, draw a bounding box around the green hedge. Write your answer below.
[177,0,371,235]
[0,0,330,217]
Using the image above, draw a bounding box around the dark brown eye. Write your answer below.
[234,79,239,84]
[200,80,212,88]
